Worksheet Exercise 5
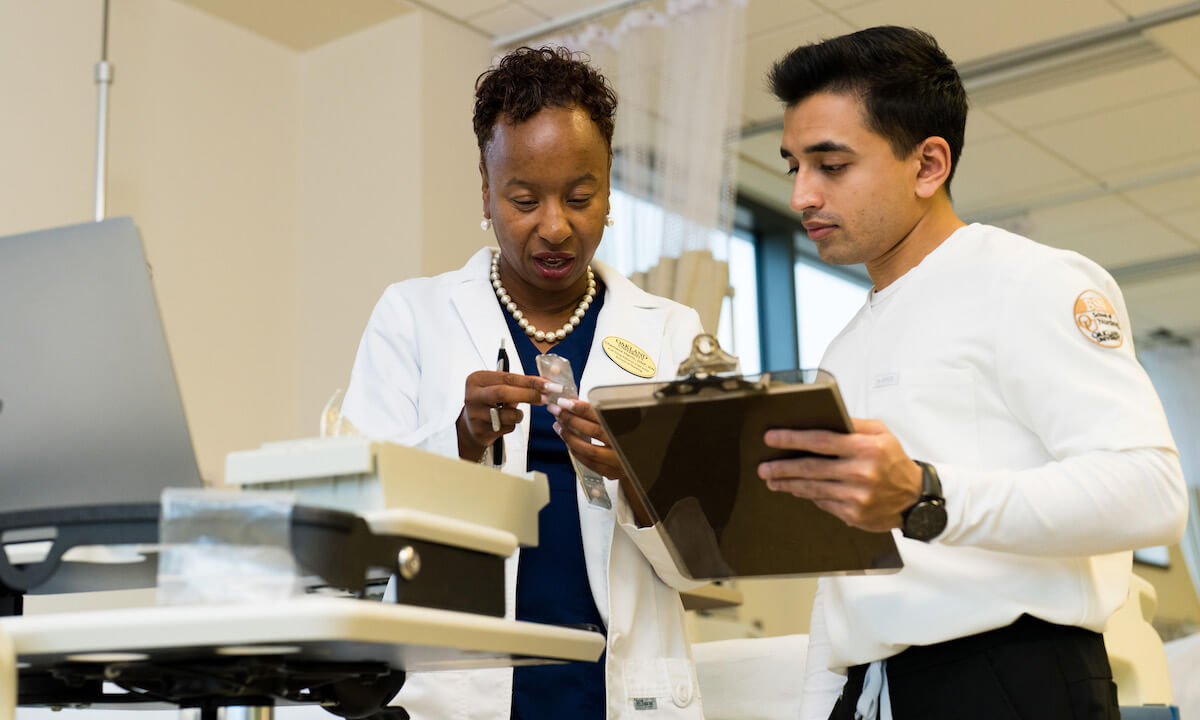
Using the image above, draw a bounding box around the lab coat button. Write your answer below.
[672,681,692,707]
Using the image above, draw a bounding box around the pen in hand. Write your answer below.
[491,339,509,466]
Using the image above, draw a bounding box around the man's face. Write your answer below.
[780,91,923,267]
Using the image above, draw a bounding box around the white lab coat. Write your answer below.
[342,247,708,720]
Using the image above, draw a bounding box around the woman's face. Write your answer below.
[481,105,611,308]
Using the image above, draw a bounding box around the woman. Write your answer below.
[342,47,705,719]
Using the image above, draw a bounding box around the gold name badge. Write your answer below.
[602,336,657,378]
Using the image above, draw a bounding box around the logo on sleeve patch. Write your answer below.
[1074,290,1123,348]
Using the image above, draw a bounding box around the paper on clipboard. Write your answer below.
[590,357,902,581]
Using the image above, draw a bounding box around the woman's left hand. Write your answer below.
[547,396,627,481]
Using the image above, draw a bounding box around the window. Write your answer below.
[605,190,868,373]
[794,255,870,368]
[715,228,761,375]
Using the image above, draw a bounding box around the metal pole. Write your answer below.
[93,0,113,222]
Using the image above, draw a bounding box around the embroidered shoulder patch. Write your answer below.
[1073,289,1123,348]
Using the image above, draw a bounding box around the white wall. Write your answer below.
[0,1,493,482]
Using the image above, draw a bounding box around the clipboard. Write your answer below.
[590,335,902,581]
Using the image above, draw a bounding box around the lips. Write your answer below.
[805,223,837,241]
[532,253,576,280]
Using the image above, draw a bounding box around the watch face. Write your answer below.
[905,500,947,541]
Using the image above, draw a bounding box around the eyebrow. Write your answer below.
[504,173,598,189]
[780,141,856,159]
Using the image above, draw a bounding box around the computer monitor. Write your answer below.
[0,217,202,517]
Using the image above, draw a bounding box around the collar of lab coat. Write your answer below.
[449,247,671,395]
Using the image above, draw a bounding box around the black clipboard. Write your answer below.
[590,337,902,581]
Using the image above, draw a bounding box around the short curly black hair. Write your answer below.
[473,46,618,162]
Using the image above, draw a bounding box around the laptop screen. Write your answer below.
[0,218,203,515]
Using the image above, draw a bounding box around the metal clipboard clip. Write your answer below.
[655,334,769,399]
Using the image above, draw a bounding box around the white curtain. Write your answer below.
[542,0,747,334]
[1140,341,1200,603]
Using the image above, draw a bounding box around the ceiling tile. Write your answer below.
[1146,16,1200,77]
[1122,173,1200,215]
[1099,150,1200,189]
[984,58,1198,130]
[1162,207,1200,245]
[1122,270,1200,336]
[739,132,787,173]
[469,2,549,37]
[430,0,509,20]
[1026,195,1145,236]
[1111,0,1200,17]
[965,108,1009,144]
[746,0,825,38]
[521,0,611,18]
[1026,90,1200,177]
[951,132,1091,216]
[837,0,1126,64]
[742,13,856,123]
[173,0,412,50]
[1031,215,1196,269]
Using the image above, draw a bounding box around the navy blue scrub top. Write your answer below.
[501,284,608,720]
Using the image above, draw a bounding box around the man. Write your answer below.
[756,26,1187,720]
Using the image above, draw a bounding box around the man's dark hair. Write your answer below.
[474,46,618,162]
[769,26,967,190]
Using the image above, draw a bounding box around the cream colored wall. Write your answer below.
[293,10,491,435]
[1,1,493,482]
[414,12,494,278]
[1138,545,1200,639]
[1,0,301,484]
[295,14,424,439]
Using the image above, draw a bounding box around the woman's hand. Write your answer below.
[457,371,547,462]
[547,397,627,481]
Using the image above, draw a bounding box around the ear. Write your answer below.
[913,137,953,200]
[605,151,614,214]
[479,161,491,218]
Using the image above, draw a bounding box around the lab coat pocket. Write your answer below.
[875,368,980,465]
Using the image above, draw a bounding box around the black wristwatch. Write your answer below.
[901,460,947,542]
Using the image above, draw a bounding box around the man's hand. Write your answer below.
[547,397,627,481]
[757,418,922,532]
[457,371,547,462]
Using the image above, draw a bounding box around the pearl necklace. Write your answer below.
[490,251,597,343]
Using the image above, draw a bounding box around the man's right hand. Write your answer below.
[456,371,548,462]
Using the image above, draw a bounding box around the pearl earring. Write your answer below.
[481,218,492,231]
[605,215,615,227]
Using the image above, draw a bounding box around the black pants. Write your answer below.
[829,615,1120,720]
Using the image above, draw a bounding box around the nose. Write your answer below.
[539,201,571,245]
[789,170,822,214]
